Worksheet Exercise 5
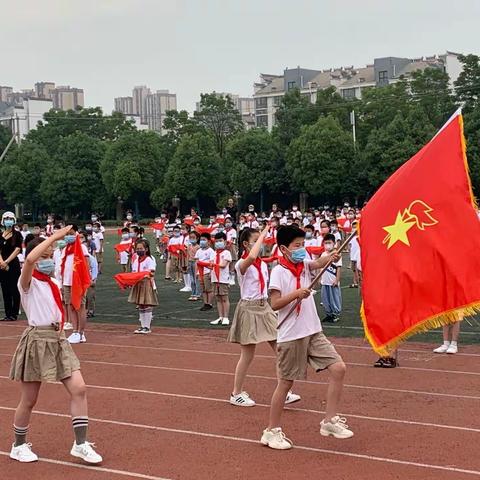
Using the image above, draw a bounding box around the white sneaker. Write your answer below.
[80,333,87,343]
[10,443,38,462]
[70,441,102,464]
[134,326,144,334]
[320,416,354,439]
[140,327,151,334]
[210,318,223,325]
[433,343,450,353]
[260,428,293,450]
[221,317,230,325]
[446,343,458,354]
[63,322,73,331]
[229,277,235,286]
[68,332,82,344]
[179,286,192,292]
[285,391,301,404]
[230,391,256,407]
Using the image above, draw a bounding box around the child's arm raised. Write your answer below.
[270,287,311,312]
[238,225,269,275]
[309,251,341,271]
[20,225,72,291]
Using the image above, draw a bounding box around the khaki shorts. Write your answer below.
[200,273,213,293]
[213,282,229,296]
[62,286,87,307]
[96,252,104,264]
[277,332,343,380]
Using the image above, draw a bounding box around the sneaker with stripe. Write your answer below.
[230,391,256,407]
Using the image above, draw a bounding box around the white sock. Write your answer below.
[139,311,146,328]
[450,341,457,347]
[144,311,152,329]
[443,340,451,346]
[183,273,190,286]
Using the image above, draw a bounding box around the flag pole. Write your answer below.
[277,230,357,330]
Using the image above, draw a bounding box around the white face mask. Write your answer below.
[324,243,334,251]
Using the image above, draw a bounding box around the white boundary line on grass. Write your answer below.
[0,407,478,477]
[0,451,172,480]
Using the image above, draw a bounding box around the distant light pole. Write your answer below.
[350,110,357,150]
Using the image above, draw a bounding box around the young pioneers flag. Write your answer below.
[360,110,480,355]
[71,236,91,311]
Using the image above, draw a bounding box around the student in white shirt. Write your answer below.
[225,218,238,285]
[79,231,98,319]
[92,222,104,274]
[9,226,102,464]
[320,234,342,323]
[195,233,215,311]
[118,228,132,272]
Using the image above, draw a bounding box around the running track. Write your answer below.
[0,322,479,480]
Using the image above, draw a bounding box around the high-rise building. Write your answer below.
[35,82,56,99]
[114,96,134,115]
[51,86,84,110]
[144,90,177,133]
[0,86,13,102]
[132,86,151,123]
[0,98,53,138]
[253,51,463,130]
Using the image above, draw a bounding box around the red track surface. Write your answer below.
[0,322,479,480]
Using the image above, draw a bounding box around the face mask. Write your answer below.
[129,232,136,238]
[289,247,306,264]
[199,239,208,248]
[331,226,338,232]
[136,250,146,257]
[86,226,92,232]
[287,222,293,226]
[47,218,53,224]
[122,234,130,240]
[324,243,334,252]
[37,259,55,275]
[161,214,166,219]
[127,215,133,221]
[189,239,197,245]
[217,226,224,232]
[91,216,98,222]
[65,235,76,244]
[305,232,313,239]
[248,208,254,212]
[93,228,99,233]
[307,216,313,221]
[194,221,200,226]
[3,219,14,228]
[87,235,92,241]
[215,241,225,250]
[293,207,298,211]
[225,223,232,229]
[174,231,180,237]
[57,240,66,249]
[222,209,227,215]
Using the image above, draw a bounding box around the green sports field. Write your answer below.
[86,232,479,346]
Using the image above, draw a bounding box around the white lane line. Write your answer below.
[0,451,172,480]
[0,408,477,477]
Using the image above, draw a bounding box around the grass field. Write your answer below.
[3,231,480,345]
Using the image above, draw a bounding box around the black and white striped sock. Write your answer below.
[72,416,88,445]
[13,424,28,447]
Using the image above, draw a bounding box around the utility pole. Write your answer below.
[350,110,356,150]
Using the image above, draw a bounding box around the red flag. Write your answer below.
[114,271,151,290]
[360,111,480,355]
[114,243,131,254]
[150,222,165,231]
[195,225,215,235]
[71,236,91,311]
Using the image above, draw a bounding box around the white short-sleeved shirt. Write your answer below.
[131,255,156,273]
[226,229,237,244]
[304,237,319,248]
[210,249,232,284]
[235,258,269,300]
[246,220,259,229]
[93,231,104,252]
[350,236,360,263]
[119,239,132,265]
[168,235,184,247]
[320,252,342,286]
[269,260,322,343]
[19,277,63,327]
[61,244,89,286]
[53,248,63,282]
[195,247,214,274]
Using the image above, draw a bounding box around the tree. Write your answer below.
[227,129,285,212]
[0,124,12,153]
[0,141,50,218]
[463,105,480,193]
[410,68,457,128]
[193,93,244,158]
[360,107,435,193]
[40,132,106,217]
[286,116,354,200]
[101,131,170,208]
[154,133,224,211]
[162,109,199,143]
[454,54,480,109]
[27,107,137,156]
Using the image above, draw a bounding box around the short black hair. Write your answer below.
[189,231,200,241]
[121,227,129,233]
[24,233,36,248]
[70,224,79,232]
[25,237,45,258]
[214,232,227,241]
[200,232,211,241]
[323,233,336,243]
[304,224,314,231]
[173,225,181,231]
[130,226,139,233]
[276,225,305,248]
[320,219,331,228]
[330,219,338,226]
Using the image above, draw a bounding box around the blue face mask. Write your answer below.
[290,247,306,264]
[174,231,181,237]
[305,232,313,239]
[37,259,55,275]
[189,239,197,245]
[129,232,136,238]
[64,235,76,244]
[57,240,67,250]
[215,241,225,250]
[199,239,208,248]
[3,220,14,228]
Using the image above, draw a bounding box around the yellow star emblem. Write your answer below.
[383,212,416,249]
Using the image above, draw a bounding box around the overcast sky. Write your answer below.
[1,0,479,113]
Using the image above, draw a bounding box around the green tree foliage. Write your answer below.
[454,54,480,108]
[40,132,106,216]
[0,124,12,153]
[463,105,480,192]
[153,133,223,210]
[162,109,199,143]
[101,131,170,203]
[193,93,244,158]
[286,116,354,200]
[227,129,284,211]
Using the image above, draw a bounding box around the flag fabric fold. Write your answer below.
[360,110,480,355]
[114,271,151,290]
[71,237,91,311]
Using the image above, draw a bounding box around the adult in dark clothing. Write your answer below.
[0,212,22,321]
[225,198,238,222]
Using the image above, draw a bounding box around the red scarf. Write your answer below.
[279,257,305,314]
[32,270,65,330]
[242,251,265,295]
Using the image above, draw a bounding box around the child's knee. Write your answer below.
[329,361,346,379]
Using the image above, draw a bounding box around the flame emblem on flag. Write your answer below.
[383,200,438,249]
